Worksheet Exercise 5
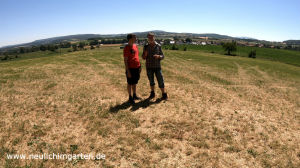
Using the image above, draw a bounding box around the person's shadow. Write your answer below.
[109,98,163,113]
[109,101,132,113]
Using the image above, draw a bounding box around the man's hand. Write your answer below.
[153,55,161,59]
[142,50,148,59]
[127,71,132,78]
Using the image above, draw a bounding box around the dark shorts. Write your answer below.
[126,67,141,85]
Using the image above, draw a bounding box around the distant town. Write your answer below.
[1,31,300,59]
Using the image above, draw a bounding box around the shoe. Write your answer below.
[148,91,155,99]
[133,93,141,100]
[162,93,168,100]
[129,96,135,104]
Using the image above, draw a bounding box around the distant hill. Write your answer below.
[0,30,273,51]
[0,34,105,50]
[129,30,234,39]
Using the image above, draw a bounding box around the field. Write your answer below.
[0,46,299,167]
[164,44,300,67]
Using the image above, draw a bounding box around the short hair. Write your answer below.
[127,34,136,41]
[147,32,155,37]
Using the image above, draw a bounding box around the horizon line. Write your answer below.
[0,30,297,48]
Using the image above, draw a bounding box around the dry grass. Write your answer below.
[0,47,299,167]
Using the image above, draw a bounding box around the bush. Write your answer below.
[1,55,9,60]
[19,47,25,54]
[48,45,56,52]
[186,38,192,43]
[60,42,71,48]
[171,44,179,50]
[40,45,47,51]
[248,50,256,58]
[79,42,86,50]
[184,47,187,51]
[72,44,78,51]
[89,40,99,46]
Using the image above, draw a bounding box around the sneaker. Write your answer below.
[162,93,168,100]
[133,93,141,100]
[148,91,155,99]
[129,96,135,104]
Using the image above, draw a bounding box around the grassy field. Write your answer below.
[0,46,299,167]
[164,44,300,67]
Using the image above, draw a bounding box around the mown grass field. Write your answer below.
[0,46,299,167]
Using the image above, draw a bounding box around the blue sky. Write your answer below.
[1,0,300,47]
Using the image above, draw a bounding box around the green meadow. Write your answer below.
[164,44,300,67]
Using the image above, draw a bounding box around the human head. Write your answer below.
[147,32,155,43]
[127,34,137,43]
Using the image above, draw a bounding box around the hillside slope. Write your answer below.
[0,30,239,50]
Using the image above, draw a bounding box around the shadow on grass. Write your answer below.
[109,98,163,113]
[109,101,132,113]
[131,98,163,111]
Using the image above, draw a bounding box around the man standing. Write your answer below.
[143,32,168,100]
[123,34,141,104]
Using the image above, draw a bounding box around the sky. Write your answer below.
[1,0,300,47]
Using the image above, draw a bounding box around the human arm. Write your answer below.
[142,45,148,60]
[154,45,164,60]
[123,47,132,78]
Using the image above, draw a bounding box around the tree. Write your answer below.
[54,45,59,50]
[2,52,9,60]
[171,44,179,50]
[164,39,170,45]
[89,40,99,46]
[19,47,25,54]
[79,42,86,50]
[248,50,256,58]
[31,46,39,52]
[186,38,192,43]
[222,41,237,55]
[60,42,71,48]
[47,45,56,52]
[72,44,78,51]
[40,45,47,51]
